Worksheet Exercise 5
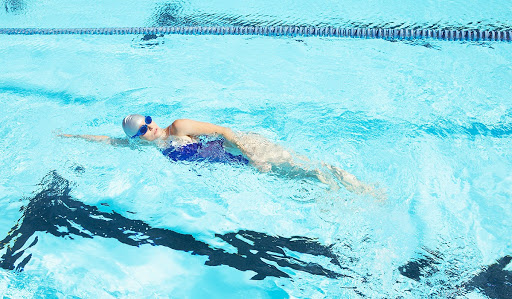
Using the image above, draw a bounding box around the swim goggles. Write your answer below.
[131,116,152,138]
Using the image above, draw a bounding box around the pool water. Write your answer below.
[1,1,512,298]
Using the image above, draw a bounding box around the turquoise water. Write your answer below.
[2,0,512,30]
[1,1,512,298]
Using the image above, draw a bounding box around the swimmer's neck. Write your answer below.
[161,126,171,139]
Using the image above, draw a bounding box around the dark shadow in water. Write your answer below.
[399,249,512,298]
[0,171,348,281]
[463,255,512,299]
[4,0,26,13]
[398,248,443,282]
[0,84,95,105]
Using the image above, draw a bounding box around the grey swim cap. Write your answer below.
[122,114,145,137]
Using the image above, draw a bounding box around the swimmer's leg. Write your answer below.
[227,131,378,194]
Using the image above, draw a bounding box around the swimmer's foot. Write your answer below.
[251,161,272,173]
[326,165,364,192]
[314,169,340,192]
[370,186,388,202]
[326,165,387,200]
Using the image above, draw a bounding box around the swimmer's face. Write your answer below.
[140,119,165,141]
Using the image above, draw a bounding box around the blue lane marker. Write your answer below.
[0,26,510,42]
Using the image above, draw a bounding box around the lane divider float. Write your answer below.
[0,26,510,42]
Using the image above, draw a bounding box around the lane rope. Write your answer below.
[0,26,511,42]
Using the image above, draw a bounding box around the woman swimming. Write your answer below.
[61,114,381,197]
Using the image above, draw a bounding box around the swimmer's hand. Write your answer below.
[373,187,388,202]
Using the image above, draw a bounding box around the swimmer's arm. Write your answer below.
[58,134,129,146]
[170,119,251,156]
[170,119,237,142]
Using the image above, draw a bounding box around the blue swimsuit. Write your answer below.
[162,139,249,165]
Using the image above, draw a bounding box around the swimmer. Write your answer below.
[60,114,382,197]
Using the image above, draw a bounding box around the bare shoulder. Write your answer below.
[170,119,188,133]
[170,118,195,129]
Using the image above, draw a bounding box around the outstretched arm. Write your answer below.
[58,134,129,146]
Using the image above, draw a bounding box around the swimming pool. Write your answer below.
[1,0,511,298]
